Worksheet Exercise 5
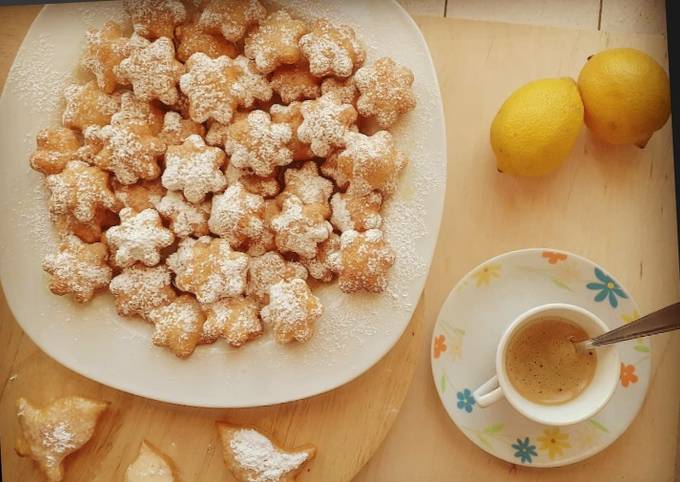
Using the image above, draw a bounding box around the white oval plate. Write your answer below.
[0,1,446,407]
[431,249,650,467]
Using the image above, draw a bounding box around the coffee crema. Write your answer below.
[505,318,596,405]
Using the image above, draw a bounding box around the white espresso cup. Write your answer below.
[472,303,620,426]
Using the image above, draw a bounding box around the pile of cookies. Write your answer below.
[32,0,416,358]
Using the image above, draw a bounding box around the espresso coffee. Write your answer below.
[505,318,596,405]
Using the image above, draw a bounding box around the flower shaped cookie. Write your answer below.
[81,21,130,94]
[270,63,321,104]
[156,191,211,238]
[123,0,186,39]
[299,18,365,78]
[62,81,120,131]
[104,207,174,268]
[260,278,322,344]
[330,191,382,232]
[321,77,358,105]
[271,195,332,259]
[225,164,281,198]
[298,93,357,157]
[355,57,416,128]
[226,110,292,177]
[109,264,176,318]
[167,236,249,303]
[115,36,185,105]
[30,127,81,175]
[201,296,262,347]
[246,251,307,303]
[198,0,267,42]
[16,396,108,482]
[113,179,165,213]
[91,122,166,185]
[244,10,307,74]
[175,18,238,63]
[336,130,408,196]
[147,294,205,358]
[162,134,226,203]
[159,111,205,146]
[110,91,165,134]
[281,161,333,217]
[208,182,265,248]
[269,102,314,161]
[46,160,119,223]
[42,234,112,303]
[333,229,395,293]
[301,232,340,282]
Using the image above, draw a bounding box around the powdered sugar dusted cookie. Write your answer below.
[226,110,292,177]
[269,102,314,161]
[104,207,174,268]
[81,22,130,94]
[271,195,332,259]
[321,76,358,105]
[333,229,395,293]
[299,18,365,78]
[52,209,119,244]
[300,232,340,283]
[30,127,81,175]
[113,178,165,213]
[125,440,178,482]
[225,164,281,198]
[298,93,357,157]
[330,191,382,232]
[42,234,112,303]
[270,63,321,104]
[109,264,176,318]
[179,53,242,124]
[147,294,205,357]
[46,160,119,223]
[281,161,333,218]
[175,18,238,63]
[208,182,265,248]
[90,122,166,185]
[261,278,322,344]
[216,423,316,482]
[230,56,273,109]
[201,296,262,346]
[16,396,109,482]
[244,10,307,74]
[110,91,165,134]
[162,134,226,203]
[167,236,249,303]
[123,0,186,40]
[115,36,185,106]
[336,130,408,197]
[246,251,307,304]
[156,191,211,237]
[159,111,206,146]
[198,0,267,43]
[355,57,416,128]
[62,81,120,131]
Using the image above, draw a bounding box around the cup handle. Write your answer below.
[472,375,504,407]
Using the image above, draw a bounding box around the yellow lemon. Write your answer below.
[491,78,584,177]
[577,48,670,147]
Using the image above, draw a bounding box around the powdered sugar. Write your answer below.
[230,56,273,109]
[229,428,310,482]
[298,93,357,157]
[104,207,174,267]
[156,191,210,237]
[261,278,322,344]
[299,19,365,78]
[209,183,265,245]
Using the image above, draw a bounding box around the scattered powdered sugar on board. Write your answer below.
[6,33,73,117]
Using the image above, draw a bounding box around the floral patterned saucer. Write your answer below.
[431,249,651,467]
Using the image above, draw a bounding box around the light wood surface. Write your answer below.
[0,6,425,482]
[1,4,679,482]
[357,16,680,482]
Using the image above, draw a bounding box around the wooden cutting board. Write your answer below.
[0,5,425,482]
